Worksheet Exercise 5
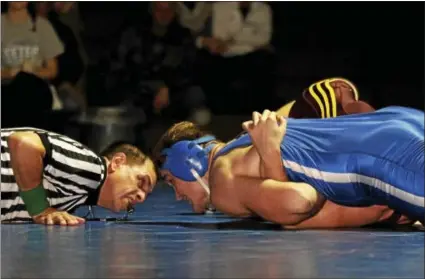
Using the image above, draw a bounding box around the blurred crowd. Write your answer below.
[1,1,422,151]
[1,1,276,132]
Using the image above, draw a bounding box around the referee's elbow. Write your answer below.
[7,131,46,158]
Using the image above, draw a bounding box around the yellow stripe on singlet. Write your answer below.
[316,81,332,118]
[309,77,360,118]
[308,79,336,118]
[308,83,326,119]
[324,79,337,117]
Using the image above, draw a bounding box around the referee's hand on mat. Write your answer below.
[33,208,85,226]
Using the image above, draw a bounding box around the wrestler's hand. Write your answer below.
[242,110,286,155]
[242,110,287,181]
[33,207,85,226]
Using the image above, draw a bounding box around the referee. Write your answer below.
[1,127,157,225]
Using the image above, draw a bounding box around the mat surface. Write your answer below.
[2,186,424,278]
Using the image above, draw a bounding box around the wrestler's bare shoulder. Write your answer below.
[210,146,258,185]
[210,157,251,216]
[210,156,234,192]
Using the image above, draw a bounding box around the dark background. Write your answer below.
[1,1,423,150]
[78,1,424,110]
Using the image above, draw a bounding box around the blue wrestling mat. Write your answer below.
[2,185,424,278]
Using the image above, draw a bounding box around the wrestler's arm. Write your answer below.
[257,146,286,181]
[243,111,287,181]
[283,202,395,230]
[233,176,326,225]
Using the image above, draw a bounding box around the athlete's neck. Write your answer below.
[85,183,102,206]
[209,142,225,162]
[190,142,224,212]
[88,157,109,206]
[206,143,226,181]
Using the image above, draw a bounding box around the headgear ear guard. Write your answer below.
[161,135,216,181]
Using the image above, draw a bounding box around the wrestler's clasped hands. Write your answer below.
[242,110,287,153]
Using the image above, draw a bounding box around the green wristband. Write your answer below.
[19,184,50,216]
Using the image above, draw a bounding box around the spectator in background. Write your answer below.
[101,2,209,125]
[175,2,212,35]
[53,2,87,68]
[36,2,86,111]
[1,1,64,128]
[195,1,274,114]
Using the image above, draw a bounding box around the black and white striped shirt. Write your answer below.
[1,127,107,222]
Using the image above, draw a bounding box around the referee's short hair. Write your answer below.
[100,141,148,166]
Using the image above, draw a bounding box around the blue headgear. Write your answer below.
[161,135,216,181]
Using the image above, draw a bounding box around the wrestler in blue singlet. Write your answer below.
[215,106,424,221]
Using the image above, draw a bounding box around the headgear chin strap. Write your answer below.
[161,135,216,181]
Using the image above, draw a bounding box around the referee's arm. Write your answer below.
[8,132,46,192]
[8,132,85,225]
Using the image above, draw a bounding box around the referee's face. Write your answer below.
[101,154,156,212]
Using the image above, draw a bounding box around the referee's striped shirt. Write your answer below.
[1,127,107,222]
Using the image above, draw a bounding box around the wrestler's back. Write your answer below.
[282,106,424,210]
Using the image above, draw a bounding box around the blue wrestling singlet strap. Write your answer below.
[214,133,252,159]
